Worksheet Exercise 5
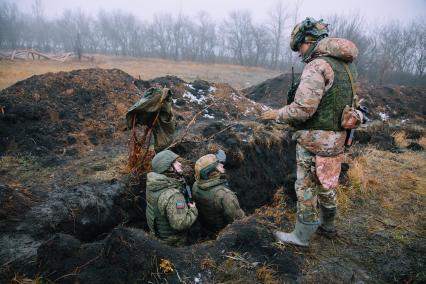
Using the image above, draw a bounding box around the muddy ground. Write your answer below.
[0,69,425,283]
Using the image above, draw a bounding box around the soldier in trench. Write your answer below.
[146,150,198,246]
[261,17,361,246]
[192,151,245,234]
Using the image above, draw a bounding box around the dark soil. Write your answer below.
[243,73,296,108]
[1,69,424,283]
[243,74,426,124]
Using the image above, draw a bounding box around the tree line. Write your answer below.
[1,0,425,84]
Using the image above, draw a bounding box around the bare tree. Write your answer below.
[412,19,426,78]
[268,0,288,68]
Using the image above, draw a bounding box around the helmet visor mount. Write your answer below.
[290,17,329,52]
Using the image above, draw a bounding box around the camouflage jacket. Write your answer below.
[192,178,245,231]
[277,38,359,156]
[146,172,198,246]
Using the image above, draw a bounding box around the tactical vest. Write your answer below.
[192,179,230,232]
[146,186,185,243]
[296,56,357,131]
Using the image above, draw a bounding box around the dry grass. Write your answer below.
[255,187,291,224]
[0,55,281,91]
[0,155,53,187]
[340,147,426,236]
[200,256,216,271]
[256,265,280,284]
[392,131,409,148]
[418,135,426,148]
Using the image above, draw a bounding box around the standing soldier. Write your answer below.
[261,17,360,246]
[146,150,198,246]
[192,151,245,233]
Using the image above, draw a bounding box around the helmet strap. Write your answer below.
[302,38,322,63]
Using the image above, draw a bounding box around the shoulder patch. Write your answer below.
[176,201,185,209]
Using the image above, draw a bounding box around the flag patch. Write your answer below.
[176,202,185,209]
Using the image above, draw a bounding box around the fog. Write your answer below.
[8,0,426,24]
[1,0,426,84]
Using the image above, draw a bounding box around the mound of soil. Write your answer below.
[243,74,426,123]
[357,82,426,123]
[242,73,295,108]
[0,68,141,156]
[36,217,300,283]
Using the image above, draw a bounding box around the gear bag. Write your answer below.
[126,87,176,152]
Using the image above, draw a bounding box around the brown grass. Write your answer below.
[418,135,426,148]
[392,131,409,148]
[340,147,426,236]
[256,265,280,284]
[0,55,281,91]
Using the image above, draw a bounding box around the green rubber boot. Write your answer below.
[274,218,319,247]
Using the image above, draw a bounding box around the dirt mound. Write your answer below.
[0,69,265,158]
[0,68,141,156]
[242,73,295,108]
[141,76,266,122]
[243,74,426,123]
[36,217,300,284]
[357,82,426,123]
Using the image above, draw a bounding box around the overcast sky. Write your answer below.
[4,0,426,24]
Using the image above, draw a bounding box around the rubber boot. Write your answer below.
[317,205,337,238]
[274,218,319,247]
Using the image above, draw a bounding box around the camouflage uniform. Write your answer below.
[192,153,245,232]
[276,37,358,223]
[192,178,245,232]
[146,150,198,246]
[146,172,198,246]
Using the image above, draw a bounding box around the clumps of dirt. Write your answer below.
[144,77,266,122]
[243,74,426,124]
[0,184,35,221]
[36,216,300,283]
[357,82,426,123]
[242,73,295,108]
[0,68,141,156]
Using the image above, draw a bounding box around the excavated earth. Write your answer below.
[0,69,425,283]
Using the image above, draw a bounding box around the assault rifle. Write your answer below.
[181,183,193,205]
[287,66,300,105]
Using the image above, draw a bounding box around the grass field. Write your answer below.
[0,55,282,91]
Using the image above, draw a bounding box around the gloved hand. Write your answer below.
[261,110,279,121]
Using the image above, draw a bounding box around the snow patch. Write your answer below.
[203,113,215,119]
[183,91,207,105]
[185,83,195,90]
[208,86,216,93]
[378,112,389,121]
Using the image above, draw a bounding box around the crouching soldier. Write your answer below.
[192,151,245,233]
[146,150,198,246]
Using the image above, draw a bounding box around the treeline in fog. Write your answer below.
[1,0,425,84]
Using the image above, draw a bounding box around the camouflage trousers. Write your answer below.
[295,144,343,223]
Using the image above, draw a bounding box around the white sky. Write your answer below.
[4,0,426,24]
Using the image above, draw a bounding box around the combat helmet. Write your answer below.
[195,150,226,180]
[290,17,329,52]
[152,150,179,174]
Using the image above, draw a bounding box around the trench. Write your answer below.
[0,128,298,283]
[97,128,298,244]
